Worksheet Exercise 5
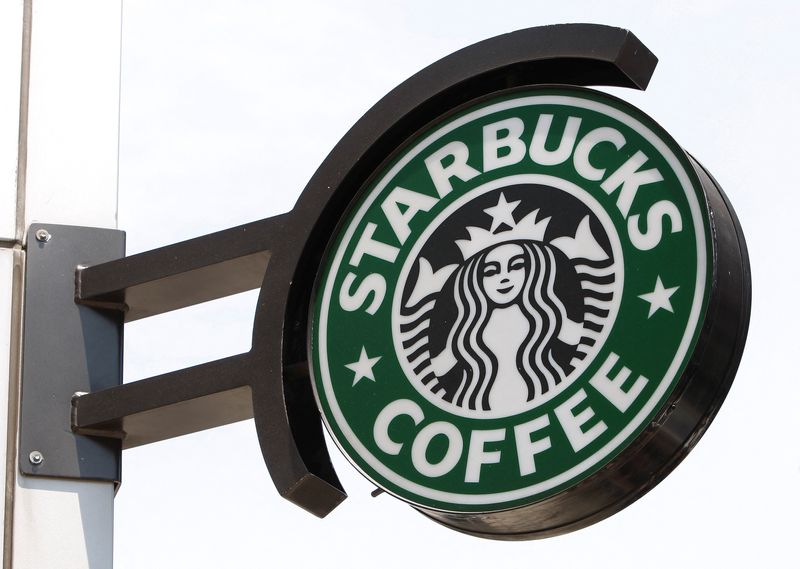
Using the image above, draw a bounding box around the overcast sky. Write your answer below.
[114,1,797,567]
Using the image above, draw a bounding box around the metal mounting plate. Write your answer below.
[19,224,125,483]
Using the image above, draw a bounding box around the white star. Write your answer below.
[345,347,382,386]
[638,276,679,318]
[483,193,520,232]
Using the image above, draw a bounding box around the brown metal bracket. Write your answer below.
[70,24,658,519]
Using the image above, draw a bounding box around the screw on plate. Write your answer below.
[28,451,43,465]
[34,229,51,243]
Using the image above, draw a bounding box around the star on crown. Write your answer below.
[455,193,551,260]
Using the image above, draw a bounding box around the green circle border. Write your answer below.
[310,86,712,513]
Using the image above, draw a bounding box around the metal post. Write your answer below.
[2,1,123,567]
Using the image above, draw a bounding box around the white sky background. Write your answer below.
[115,1,797,568]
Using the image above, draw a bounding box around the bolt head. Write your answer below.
[28,451,43,465]
[34,229,51,243]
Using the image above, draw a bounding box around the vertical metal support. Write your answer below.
[19,224,124,483]
[0,0,26,561]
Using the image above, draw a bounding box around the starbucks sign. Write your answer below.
[56,24,749,543]
[311,87,714,514]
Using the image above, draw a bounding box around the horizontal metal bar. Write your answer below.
[72,353,254,449]
[75,213,291,321]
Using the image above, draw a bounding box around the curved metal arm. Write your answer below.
[252,24,657,517]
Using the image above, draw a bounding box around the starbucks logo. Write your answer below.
[395,182,622,418]
[311,87,711,512]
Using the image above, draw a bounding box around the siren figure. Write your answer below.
[431,239,581,413]
[400,191,613,415]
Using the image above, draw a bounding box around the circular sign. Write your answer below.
[310,87,712,515]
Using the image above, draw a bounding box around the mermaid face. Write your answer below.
[481,243,527,306]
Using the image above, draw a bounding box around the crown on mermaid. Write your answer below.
[455,193,550,260]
